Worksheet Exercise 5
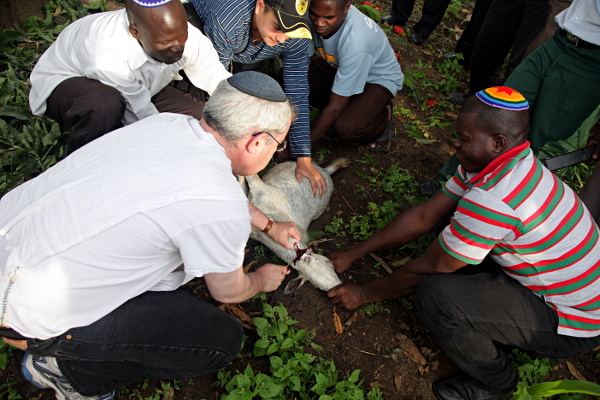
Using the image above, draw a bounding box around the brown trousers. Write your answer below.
[45,77,205,152]
[308,56,393,143]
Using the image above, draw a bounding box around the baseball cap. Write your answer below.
[265,0,312,39]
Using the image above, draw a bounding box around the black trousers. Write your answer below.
[468,0,551,92]
[308,56,393,143]
[45,77,206,152]
[25,290,243,396]
[389,0,451,38]
[415,268,600,391]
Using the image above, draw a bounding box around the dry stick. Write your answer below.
[341,195,359,216]
[354,348,379,356]
[370,253,393,275]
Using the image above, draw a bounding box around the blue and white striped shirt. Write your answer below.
[190,0,311,158]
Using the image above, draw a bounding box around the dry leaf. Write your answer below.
[394,375,403,391]
[345,311,359,328]
[243,260,257,273]
[446,112,458,119]
[566,361,587,381]
[332,307,344,334]
[369,382,380,389]
[391,256,411,267]
[52,5,62,16]
[397,333,427,366]
[219,304,255,329]
[398,321,410,332]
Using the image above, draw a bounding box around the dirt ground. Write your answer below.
[2,0,600,399]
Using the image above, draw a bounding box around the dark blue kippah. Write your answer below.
[131,0,172,7]
[227,71,287,102]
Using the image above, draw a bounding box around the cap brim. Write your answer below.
[276,10,312,39]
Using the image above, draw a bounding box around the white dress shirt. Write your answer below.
[29,9,231,124]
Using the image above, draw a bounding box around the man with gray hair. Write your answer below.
[1,72,294,400]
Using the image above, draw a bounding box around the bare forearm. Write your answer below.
[361,260,429,303]
[248,201,269,231]
[212,271,265,303]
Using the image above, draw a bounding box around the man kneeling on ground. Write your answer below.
[307,0,404,151]
[1,72,294,400]
[29,0,230,152]
[327,86,600,400]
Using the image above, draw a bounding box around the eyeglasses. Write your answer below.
[252,131,287,152]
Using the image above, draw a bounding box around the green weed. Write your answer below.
[508,349,600,399]
[216,303,383,400]
[359,301,391,316]
[0,0,114,197]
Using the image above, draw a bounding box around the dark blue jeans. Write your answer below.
[25,290,243,396]
[415,268,600,391]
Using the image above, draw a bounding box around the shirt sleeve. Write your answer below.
[442,167,469,202]
[173,216,250,277]
[281,38,311,158]
[182,25,232,95]
[332,51,372,97]
[439,188,523,264]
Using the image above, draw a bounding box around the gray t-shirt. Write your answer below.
[308,6,404,97]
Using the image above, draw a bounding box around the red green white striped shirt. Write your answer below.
[441,141,600,338]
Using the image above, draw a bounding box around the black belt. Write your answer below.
[561,29,600,50]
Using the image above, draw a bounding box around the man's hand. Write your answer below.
[296,157,326,198]
[327,251,356,274]
[588,130,600,160]
[267,221,301,249]
[327,283,365,310]
[256,263,292,292]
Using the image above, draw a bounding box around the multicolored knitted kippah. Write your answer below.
[131,0,172,7]
[476,86,529,111]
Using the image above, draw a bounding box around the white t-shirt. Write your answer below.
[29,9,231,125]
[0,114,251,339]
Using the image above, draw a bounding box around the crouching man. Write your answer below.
[0,72,294,400]
[307,0,404,151]
[327,87,600,400]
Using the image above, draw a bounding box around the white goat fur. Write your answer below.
[244,159,349,291]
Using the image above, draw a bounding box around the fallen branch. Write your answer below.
[370,253,393,275]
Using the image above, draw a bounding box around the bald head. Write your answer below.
[126,0,189,64]
[461,95,530,147]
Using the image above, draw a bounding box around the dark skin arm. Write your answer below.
[311,92,350,143]
[326,190,463,310]
[327,190,458,273]
[328,240,467,309]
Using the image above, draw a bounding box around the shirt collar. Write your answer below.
[467,141,531,186]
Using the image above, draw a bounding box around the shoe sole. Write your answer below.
[21,353,47,390]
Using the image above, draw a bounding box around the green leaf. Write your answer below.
[527,380,600,397]
[254,317,268,330]
[270,356,283,369]
[255,339,270,349]
[257,382,282,398]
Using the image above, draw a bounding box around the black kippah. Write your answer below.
[227,71,287,102]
